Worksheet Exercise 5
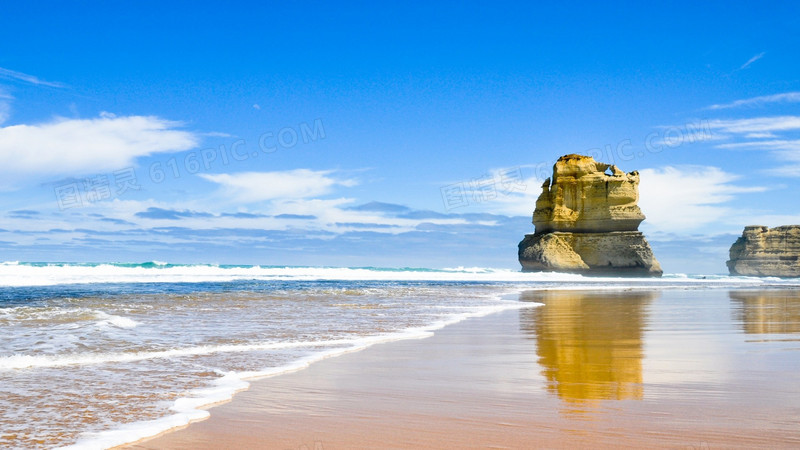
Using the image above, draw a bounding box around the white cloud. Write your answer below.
[472,176,542,217]
[704,116,800,176]
[0,100,9,126]
[651,117,800,180]
[706,92,800,110]
[199,169,358,203]
[434,166,549,217]
[0,114,198,184]
[744,132,777,139]
[715,138,800,157]
[707,116,800,134]
[638,166,766,233]
[766,165,800,177]
[714,138,800,176]
[738,212,800,227]
[739,52,765,70]
[0,66,65,88]
[0,88,11,125]
[24,193,470,238]
[201,131,234,138]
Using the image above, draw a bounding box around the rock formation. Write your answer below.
[727,225,800,277]
[518,154,662,276]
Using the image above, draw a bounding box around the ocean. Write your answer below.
[1,262,799,449]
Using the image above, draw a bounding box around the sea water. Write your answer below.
[0,262,797,449]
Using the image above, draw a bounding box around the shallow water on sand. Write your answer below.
[520,289,800,446]
[1,264,799,448]
[0,280,530,448]
[133,288,800,450]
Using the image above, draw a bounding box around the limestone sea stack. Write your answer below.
[727,225,800,277]
[518,154,662,277]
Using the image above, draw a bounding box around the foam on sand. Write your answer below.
[59,299,541,449]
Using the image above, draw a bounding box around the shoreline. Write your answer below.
[67,293,538,449]
[126,288,800,449]
[127,308,552,450]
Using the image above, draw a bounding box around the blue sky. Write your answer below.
[0,1,799,273]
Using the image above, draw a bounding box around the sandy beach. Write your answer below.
[5,3,800,448]
[129,289,800,449]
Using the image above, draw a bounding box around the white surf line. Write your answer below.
[0,339,364,371]
[61,299,542,450]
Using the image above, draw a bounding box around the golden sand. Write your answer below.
[129,290,800,449]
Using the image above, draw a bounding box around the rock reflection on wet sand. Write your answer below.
[520,290,655,406]
[134,289,800,449]
[730,290,800,335]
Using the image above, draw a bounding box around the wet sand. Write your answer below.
[130,289,800,449]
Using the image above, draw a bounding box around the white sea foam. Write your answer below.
[1,339,355,371]
[8,263,799,450]
[3,298,538,373]
[94,311,139,329]
[1,261,796,287]
[61,299,540,449]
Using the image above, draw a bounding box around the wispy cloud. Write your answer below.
[200,131,234,138]
[739,52,765,70]
[0,204,528,268]
[0,100,9,125]
[708,117,800,175]
[744,132,777,138]
[135,207,214,220]
[435,166,546,217]
[0,114,198,185]
[639,166,767,233]
[7,209,40,218]
[715,139,800,153]
[0,192,499,252]
[0,66,66,88]
[707,116,800,134]
[706,92,800,110]
[715,139,800,173]
[199,169,358,203]
[765,165,800,177]
[0,87,11,125]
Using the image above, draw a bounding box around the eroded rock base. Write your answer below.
[518,231,663,277]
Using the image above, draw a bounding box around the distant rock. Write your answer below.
[518,154,662,277]
[727,225,800,277]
